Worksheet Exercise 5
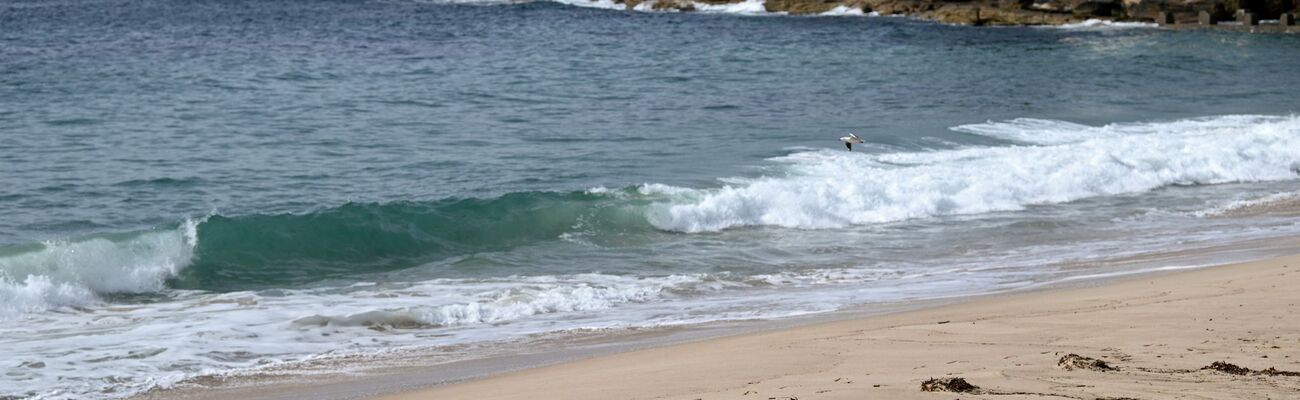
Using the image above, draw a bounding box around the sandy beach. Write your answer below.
[376,254,1300,400]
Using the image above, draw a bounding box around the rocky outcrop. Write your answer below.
[1130,0,1297,22]
[612,0,1300,26]
[765,0,860,14]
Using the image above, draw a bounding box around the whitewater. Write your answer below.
[5,115,1300,399]
[650,115,1300,232]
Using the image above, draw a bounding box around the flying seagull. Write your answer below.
[840,133,863,151]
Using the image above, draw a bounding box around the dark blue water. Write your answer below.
[3,1,1300,398]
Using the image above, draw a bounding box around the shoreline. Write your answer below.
[594,0,1300,32]
[137,237,1300,400]
[369,253,1300,400]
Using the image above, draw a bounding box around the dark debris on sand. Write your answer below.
[1203,361,1300,376]
[1203,361,1251,375]
[1257,367,1300,377]
[1058,354,1118,372]
[920,377,980,393]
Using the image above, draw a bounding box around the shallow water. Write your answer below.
[3,1,1300,398]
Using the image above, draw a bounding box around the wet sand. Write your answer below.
[376,254,1300,400]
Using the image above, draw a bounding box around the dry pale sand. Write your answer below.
[376,255,1300,400]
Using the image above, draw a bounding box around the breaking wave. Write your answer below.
[648,115,1300,232]
[426,0,874,15]
[175,193,656,291]
[0,192,659,317]
[0,219,200,320]
[4,115,1297,320]
[1052,18,1158,30]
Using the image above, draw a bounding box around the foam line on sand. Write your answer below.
[373,254,1300,400]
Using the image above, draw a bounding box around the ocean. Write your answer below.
[3,0,1300,398]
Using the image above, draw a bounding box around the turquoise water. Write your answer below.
[3,1,1300,398]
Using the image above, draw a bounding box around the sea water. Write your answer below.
[3,1,1300,398]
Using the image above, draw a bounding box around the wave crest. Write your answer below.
[177,193,656,291]
[648,115,1300,232]
[0,219,200,320]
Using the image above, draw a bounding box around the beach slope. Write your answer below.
[379,255,1300,400]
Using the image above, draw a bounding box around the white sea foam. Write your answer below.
[550,0,627,10]
[636,182,702,197]
[551,0,868,15]
[648,115,1300,232]
[291,273,735,329]
[819,5,865,16]
[951,115,1282,145]
[585,183,702,200]
[1053,19,1157,30]
[1194,191,1300,217]
[0,271,819,399]
[12,211,1300,399]
[691,0,770,14]
[553,0,782,14]
[403,0,524,5]
[0,275,97,319]
[750,267,899,286]
[406,0,629,9]
[0,219,200,320]
[951,118,1102,144]
[1,238,1044,400]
